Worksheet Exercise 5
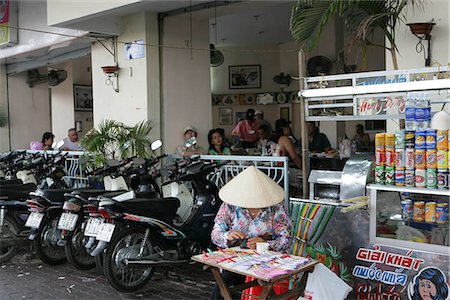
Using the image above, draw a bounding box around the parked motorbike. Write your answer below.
[98,158,225,292]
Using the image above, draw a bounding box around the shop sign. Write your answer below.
[357,75,407,86]
[0,0,17,47]
[357,96,405,116]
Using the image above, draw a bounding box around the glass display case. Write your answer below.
[367,184,449,255]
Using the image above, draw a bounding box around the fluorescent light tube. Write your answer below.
[301,86,353,97]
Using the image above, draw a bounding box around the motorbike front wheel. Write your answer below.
[33,216,66,265]
[103,227,155,292]
[0,215,20,263]
[64,224,95,270]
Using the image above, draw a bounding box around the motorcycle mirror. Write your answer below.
[106,159,121,167]
[151,140,162,151]
[132,157,146,165]
[185,137,197,148]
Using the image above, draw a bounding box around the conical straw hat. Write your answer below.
[218,166,284,208]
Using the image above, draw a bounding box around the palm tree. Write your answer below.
[290,0,424,70]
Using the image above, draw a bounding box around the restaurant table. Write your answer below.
[191,248,318,300]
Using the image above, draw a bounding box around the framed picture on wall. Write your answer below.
[74,85,93,111]
[219,107,233,125]
[280,107,290,121]
[229,65,261,89]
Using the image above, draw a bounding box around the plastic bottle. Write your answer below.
[405,92,416,131]
[415,92,430,130]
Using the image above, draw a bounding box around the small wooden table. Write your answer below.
[192,249,318,300]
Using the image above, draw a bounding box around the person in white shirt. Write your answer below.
[59,128,83,151]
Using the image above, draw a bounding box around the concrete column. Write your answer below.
[0,64,10,151]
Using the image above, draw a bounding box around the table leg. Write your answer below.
[259,283,274,300]
[210,267,233,300]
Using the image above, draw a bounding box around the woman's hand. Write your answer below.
[246,236,265,249]
[227,230,246,241]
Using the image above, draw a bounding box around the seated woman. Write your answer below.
[208,128,231,155]
[210,166,292,299]
[30,132,55,150]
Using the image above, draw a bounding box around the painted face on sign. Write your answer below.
[418,279,437,300]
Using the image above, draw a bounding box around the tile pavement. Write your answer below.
[0,251,215,300]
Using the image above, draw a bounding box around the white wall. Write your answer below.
[73,56,93,137]
[162,16,212,152]
[0,0,87,61]
[8,71,51,149]
[0,65,9,151]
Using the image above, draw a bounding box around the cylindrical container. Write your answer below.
[415,130,426,150]
[385,134,395,148]
[405,169,415,186]
[375,148,385,166]
[426,168,437,189]
[426,149,437,169]
[437,169,448,189]
[436,130,448,150]
[375,133,385,148]
[385,166,395,185]
[425,202,436,223]
[436,203,448,225]
[415,150,426,169]
[436,150,448,170]
[395,130,405,149]
[395,149,405,169]
[401,199,413,221]
[375,166,385,184]
[385,148,395,167]
[413,201,425,222]
[405,131,415,147]
[395,169,405,186]
[415,169,426,188]
[405,148,415,169]
[426,129,437,150]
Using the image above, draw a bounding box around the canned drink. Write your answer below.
[426,129,437,149]
[375,148,386,166]
[395,169,405,186]
[395,130,405,149]
[385,134,395,148]
[425,202,436,223]
[413,201,425,222]
[436,130,448,150]
[385,148,395,167]
[415,130,427,150]
[405,131,415,147]
[437,169,448,189]
[401,200,413,221]
[405,148,415,169]
[436,150,448,169]
[375,166,385,184]
[405,169,415,186]
[415,150,426,169]
[426,149,437,169]
[436,203,448,224]
[385,166,395,185]
[415,169,426,188]
[375,133,385,148]
[426,168,437,189]
[395,149,405,168]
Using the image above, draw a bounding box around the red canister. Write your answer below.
[385,148,395,167]
[405,148,415,169]
[375,148,386,166]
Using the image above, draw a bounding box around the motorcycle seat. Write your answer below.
[116,197,180,223]
[0,179,23,185]
[135,191,160,199]
[70,189,127,200]
[0,182,36,191]
[41,189,75,204]
[0,184,37,200]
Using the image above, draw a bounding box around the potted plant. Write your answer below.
[290,0,424,70]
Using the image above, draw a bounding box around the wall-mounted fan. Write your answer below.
[26,69,68,87]
[307,56,332,76]
[273,72,291,86]
[210,44,224,67]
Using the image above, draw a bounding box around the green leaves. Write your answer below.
[80,119,153,167]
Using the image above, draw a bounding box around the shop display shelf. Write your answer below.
[367,184,450,197]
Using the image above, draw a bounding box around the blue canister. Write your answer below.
[426,129,437,149]
[437,169,448,189]
[415,130,426,150]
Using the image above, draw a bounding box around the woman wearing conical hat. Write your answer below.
[209,166,292,299]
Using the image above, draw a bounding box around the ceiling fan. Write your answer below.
[210,44,224,67]
[273,72,291,86]
[26,69,68,87]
